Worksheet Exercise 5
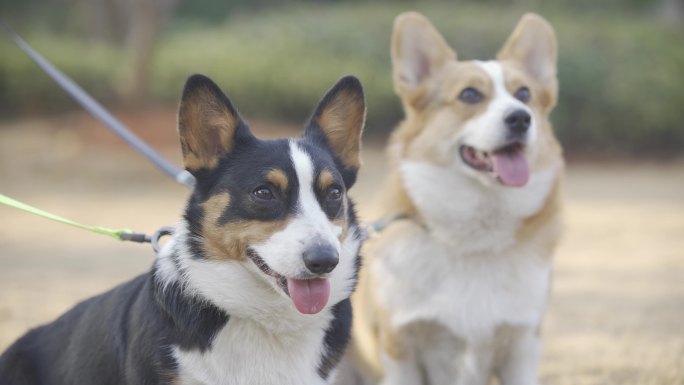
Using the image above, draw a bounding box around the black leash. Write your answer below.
[0,19,195,188]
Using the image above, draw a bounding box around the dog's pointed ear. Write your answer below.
[305,76,365,178]
[177,74,250,173]
[497,13,557,86]
[391,12,455,100]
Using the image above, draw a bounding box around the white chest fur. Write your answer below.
[372,160,557,341]
[158,222,362,385]
[399,160,556,254]
[372,229,551,342]
[174,315,334,385]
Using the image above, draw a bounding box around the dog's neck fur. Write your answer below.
[416,162,557,251]
[152,221,353,384]
[151,256,229,353]
[377,147,561,256]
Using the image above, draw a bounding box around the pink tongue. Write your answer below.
[492,148,530,187]
[287,278,330,315]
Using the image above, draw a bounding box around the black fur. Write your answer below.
[0,265,228,385]
[318,299,353,379]
[0,74,364,385]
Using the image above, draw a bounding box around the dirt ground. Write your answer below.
[1,109,683,384]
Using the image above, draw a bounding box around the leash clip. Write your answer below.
[151,226,175,254]
[361,213,420,241]
[359,222,381,241]
[118,226,174,253]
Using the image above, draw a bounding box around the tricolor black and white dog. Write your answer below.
[0,74,366,385]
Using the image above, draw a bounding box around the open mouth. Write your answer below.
[459,142,530,187]
[246,248,288,292]
[246,248,331,315]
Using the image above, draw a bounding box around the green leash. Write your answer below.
[0,193,171,249]
[1,193,126,239]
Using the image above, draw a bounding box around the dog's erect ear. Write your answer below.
[306,76,365,174]
[178,74,248,172]
[497,13,557,85]
[391,12,455,99]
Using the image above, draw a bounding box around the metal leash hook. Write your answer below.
[117,226,174,253]
[150,226,175,254]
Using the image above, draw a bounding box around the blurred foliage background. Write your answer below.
[0,0,682,156]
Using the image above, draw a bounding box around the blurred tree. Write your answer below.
[1,0,682,155]
[117,0,180,104]
[658,0,683,25]
[82,0,128,45]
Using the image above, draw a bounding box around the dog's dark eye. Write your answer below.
[514,87,531,103]
[458,87,484,104]
[327,187,343,201]
[253,187,274,200]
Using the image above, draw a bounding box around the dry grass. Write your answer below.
[540,163,684,384]
[1,111,683,383]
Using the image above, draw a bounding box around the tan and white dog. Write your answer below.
[344,12,563,385]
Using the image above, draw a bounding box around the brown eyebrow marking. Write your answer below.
[318,169,336,191]
[266,168,289,190]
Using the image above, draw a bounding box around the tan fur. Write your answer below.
[350,221,418,380]
[395,64,495,166]
[318,169,335,191]
[314,89,365,170]
[391,12,455,109]
[497,14,558,98]
[266,168,289,191]
[347,12,564,384]
[516,174,563,255]
[316,168,348,237]
[378,304,405,361]
[178,84,241,171]
[375,170,420,220]
[347,258,385,381]
[333,198,351,245]
[201,192,287,261]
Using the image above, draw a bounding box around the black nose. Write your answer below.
[505,109,531,135]
[302,244,339,275]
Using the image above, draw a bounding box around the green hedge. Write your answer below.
[1,2,682,155]
[0,37,122,114]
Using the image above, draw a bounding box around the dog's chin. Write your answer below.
[245,249,331,315]
[459,141,530,187]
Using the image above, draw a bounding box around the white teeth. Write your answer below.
[460,145,494,172]
[472,148,491,164]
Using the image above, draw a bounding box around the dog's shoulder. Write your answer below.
[0,274,152,384]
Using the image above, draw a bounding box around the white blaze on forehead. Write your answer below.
[475,61,530,114]
[459,61,537,152]
[476,60,531,116]
[289,140,316,211]
[477,61,507,97]
[289,141,342,237]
